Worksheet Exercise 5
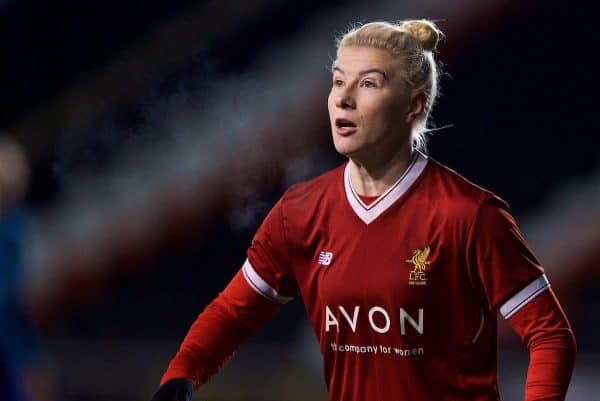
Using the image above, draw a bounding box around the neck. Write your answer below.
[348,144,414,196]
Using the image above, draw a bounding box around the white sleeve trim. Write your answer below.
[499,274,550,319]
[242,259,294,304]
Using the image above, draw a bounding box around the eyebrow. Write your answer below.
[333,66,389,81]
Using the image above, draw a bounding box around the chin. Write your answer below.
[333,134,367,155]
[333,143,364,159]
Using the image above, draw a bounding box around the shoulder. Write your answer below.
[264,163,346,230]
[280,163,345,206]
[423,156,507,218]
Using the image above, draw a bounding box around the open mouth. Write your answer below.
[335,118,357,128]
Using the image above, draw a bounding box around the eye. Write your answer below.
[361,80,377,88]
[333,78,344,87]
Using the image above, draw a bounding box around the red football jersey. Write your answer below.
[244,151,548,401]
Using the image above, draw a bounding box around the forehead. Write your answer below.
[333,46,398,74]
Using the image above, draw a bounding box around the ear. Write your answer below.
[405,91,426,124]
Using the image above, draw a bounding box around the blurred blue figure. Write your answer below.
[0,204,36,401]
[0,135,45,401]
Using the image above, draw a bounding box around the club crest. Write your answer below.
[406,246,431,285]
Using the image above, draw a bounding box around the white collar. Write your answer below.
[343,151,428,225]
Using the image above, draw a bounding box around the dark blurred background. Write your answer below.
[0,0,598,400]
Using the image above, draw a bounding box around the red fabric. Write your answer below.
[507,289,576,401]
[246,157,548,400]
[161,155,576,400]
[160,270,281,389]
[358,194,379,205]
[465,195,544,311]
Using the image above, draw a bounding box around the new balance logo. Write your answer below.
[318,251,333,266]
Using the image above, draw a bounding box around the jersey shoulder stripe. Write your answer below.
[500,274,550,319]
[242,259,294,304]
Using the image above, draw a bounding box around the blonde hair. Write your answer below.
[335,19,442,151]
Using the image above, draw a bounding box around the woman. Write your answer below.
[151,19,576,401]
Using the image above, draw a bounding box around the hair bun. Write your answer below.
[401,19,441,51]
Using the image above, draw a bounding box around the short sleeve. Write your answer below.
[466,195,548,318]
[243,196,298,304]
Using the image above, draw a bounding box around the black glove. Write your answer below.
[150,378,194,401]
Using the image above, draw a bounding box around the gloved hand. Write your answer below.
[150,378,194,401]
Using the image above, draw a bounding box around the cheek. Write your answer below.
[327,90,336,116]
[358,102,386,128]
[367,97,405,127]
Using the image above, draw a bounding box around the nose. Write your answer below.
[335,90,356,109]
